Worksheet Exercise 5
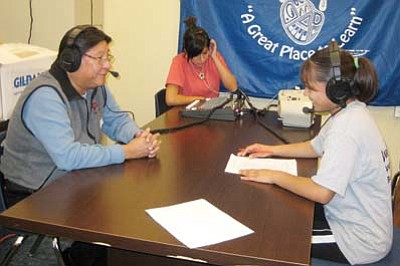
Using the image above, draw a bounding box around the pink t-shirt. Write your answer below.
[165,52,228,98]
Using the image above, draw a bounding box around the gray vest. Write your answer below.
[0,71,106,190]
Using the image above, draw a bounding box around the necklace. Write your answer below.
[198,72,205,80]
[189,60,219,94]
[190,60,206,80]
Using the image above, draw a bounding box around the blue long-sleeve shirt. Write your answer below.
[23,86,141,171]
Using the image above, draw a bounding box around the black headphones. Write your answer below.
[326,41,358,108]
[59,25,93,73]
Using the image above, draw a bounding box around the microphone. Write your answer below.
[302,106,314,114]
[303,106,342,114]
[108,70,119,78]
[235,87,257,111]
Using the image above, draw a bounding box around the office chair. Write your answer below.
[0,128,7,212]
[155,88,172,117]
[392,170,399,210]
[311,170,400,266]
[0,120,65,266]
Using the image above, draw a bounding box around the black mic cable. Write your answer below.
[105,71,134,118]
[255,115,289,144]
[303,106,343,130]
[100,86,135,121]
[236,87,289,144]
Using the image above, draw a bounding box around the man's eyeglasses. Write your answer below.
[84,53,115,64]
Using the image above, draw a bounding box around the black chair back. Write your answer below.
[0,120,8,211]
[393,170,400,210]
[155,88,172,117]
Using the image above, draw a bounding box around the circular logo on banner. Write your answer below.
[280,0,326,45]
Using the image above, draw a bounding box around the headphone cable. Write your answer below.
[237,88,289,144]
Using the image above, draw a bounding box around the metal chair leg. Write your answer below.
[52,237,66,266]
[0,235,27,266]
[28,234,45,256]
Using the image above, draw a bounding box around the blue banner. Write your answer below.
[180,0,400,106]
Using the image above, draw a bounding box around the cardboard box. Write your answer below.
[0,43,57,120]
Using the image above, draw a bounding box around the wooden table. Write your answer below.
[0,109,320,265]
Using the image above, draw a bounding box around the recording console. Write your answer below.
[180,97,237,121]
[277,89,314,128]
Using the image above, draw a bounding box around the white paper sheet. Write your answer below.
[225,154,298,175]
[146,199,254,249]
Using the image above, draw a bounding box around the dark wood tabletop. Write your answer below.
[0,109,320,266]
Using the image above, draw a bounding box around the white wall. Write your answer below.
[0,0,75,50]
[369,106,400,173]
[0,0,102,50]
[75,0,104,27]
[1,0,400,174]
[103,0,180,126]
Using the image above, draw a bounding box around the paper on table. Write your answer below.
[146,199,254,249]
[225,154,298,175]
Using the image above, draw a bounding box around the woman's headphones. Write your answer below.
[326,41,358,108]
[59,25,93,72]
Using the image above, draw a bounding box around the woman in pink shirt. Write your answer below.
[165,16,237,106]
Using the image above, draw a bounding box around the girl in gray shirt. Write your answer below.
[237,41,392,265]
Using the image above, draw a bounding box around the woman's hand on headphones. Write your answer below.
[209,39,217,59]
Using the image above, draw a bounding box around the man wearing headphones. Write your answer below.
[238,41,392,265]
[1,25,161,204]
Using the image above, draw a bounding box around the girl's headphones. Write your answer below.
[59,25,94,72]
[325,41,358,108]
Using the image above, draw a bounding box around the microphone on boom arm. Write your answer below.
[109,70,119,78]
[302,106,314,114]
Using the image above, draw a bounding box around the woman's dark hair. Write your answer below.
[57,25,112,60]
[300,45,378,103]
[182,16,210,60]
